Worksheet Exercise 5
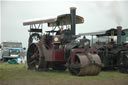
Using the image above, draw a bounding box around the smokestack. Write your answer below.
[70,7,76,35]
[117,26,122,44]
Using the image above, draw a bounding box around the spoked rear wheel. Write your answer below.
[27,43,47,71]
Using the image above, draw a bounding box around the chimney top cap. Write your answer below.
[70,7,77,10]
[117,26,122,29]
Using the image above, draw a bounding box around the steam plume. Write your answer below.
[95,1,122,25]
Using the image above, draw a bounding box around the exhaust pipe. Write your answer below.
[117,26,122,44]
[70,7,76,35]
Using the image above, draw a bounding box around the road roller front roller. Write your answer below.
[67,51,102,76]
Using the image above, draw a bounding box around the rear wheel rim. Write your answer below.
[27,44,40,70]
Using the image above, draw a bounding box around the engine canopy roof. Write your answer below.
[23,14,84,27]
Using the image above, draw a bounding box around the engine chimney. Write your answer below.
[117,26,122,44]
[70,7,76,35]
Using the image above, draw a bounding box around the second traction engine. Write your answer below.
[23,7,102,76]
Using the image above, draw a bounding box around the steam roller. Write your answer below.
[23,7,102,76]
[68,52,102,76]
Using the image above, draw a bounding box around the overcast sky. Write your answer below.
[0,0,128,47]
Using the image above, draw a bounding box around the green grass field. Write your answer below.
[0,63,128,85]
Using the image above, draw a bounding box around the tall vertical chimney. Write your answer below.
[117,26,122,44]
[70,7,76,35]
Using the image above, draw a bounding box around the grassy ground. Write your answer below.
[0,63,128,85]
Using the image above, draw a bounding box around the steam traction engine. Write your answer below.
[23,7,101,76]
[95,26,128,73]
